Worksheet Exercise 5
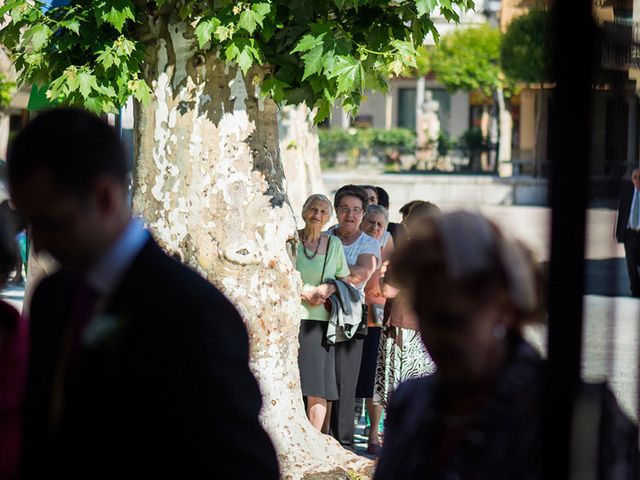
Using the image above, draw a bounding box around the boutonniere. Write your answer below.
[82,313,123,347]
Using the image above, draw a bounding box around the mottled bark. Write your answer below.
[131,12,372,479]
[279,104,327,224]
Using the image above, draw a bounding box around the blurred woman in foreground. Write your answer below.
[375,211,638,479]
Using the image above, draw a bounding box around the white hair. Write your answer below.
[364,204,389,226]
[301,194,333,217]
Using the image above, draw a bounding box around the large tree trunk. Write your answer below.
[279,104,328,224]
[131,12,372,479]
[496,87,513,177]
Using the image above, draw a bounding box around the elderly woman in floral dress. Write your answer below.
[356,204,393,454]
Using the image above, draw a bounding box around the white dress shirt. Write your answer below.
[86,218,149,299]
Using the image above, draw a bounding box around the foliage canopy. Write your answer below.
[0,0,474,121]
[500,9,553,84]
[0,72,16,108]
[426,25,507,97]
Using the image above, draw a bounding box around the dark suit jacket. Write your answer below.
[616,185,634,243]
[21,238,279,479]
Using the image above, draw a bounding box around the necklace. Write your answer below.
[301,234,322,260]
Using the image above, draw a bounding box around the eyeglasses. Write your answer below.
[337,206,363,215]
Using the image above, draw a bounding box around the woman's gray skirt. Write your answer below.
[298,319,338,400]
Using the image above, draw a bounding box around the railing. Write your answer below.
[601,21,640,70]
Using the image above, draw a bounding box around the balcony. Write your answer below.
[595,0,633,9]
[600,21,640,70]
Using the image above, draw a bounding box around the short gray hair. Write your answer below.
[302,194,333,217]
[364,204,389,226]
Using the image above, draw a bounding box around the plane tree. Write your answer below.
[0,0,473,476]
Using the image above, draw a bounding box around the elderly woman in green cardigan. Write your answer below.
[296,194,350,432]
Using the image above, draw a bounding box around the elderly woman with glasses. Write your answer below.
[296,194,350,432]
[326,184,381,447]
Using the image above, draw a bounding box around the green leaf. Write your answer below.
[238,9,259,34]
[77,71,99,99]
[98,84,117,97]
[195,18,220,49]
[28,24,52,51]
[10,3,28,24]
[96,0,136,33]
[261,76,289,104]
[237,48,253,74]
[178,2,194,19]
[301,45,324,80]
[60,19,80,35]
[96,49,116,69]
[314,97,332,123]
[391,40,417,67]
[291,32,326,54]
[0,0,22,19]
[388,59,404,76]
[84,96,103,113]
[252,3,271,24]
[327,55,363,93]
[214,25,234,41]
[47,74,70,99]
[415,0,438,17]
[115,38,136,57]
[225,42,241,62]
[132,80,152,104]
[225,39,258,75]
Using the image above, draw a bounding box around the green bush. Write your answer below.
[370,128,416,149]
[457,127,485,154]
[437,132,456,157]
[318,127,416,157]
[318,128,360,158]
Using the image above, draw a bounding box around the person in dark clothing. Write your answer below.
[375,211,638,480]
[8,108,279,479]
[615,169,640,297]
[0,200,26,284]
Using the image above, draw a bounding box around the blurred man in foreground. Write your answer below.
[8,108,278,479]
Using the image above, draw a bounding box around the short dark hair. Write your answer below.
[8,108,129,195]
[334,184,369,211]
[375,186,390,209]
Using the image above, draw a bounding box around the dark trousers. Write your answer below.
[624,229,640,297]
[331,335,364,446]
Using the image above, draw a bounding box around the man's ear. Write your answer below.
[91,176,124,216]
